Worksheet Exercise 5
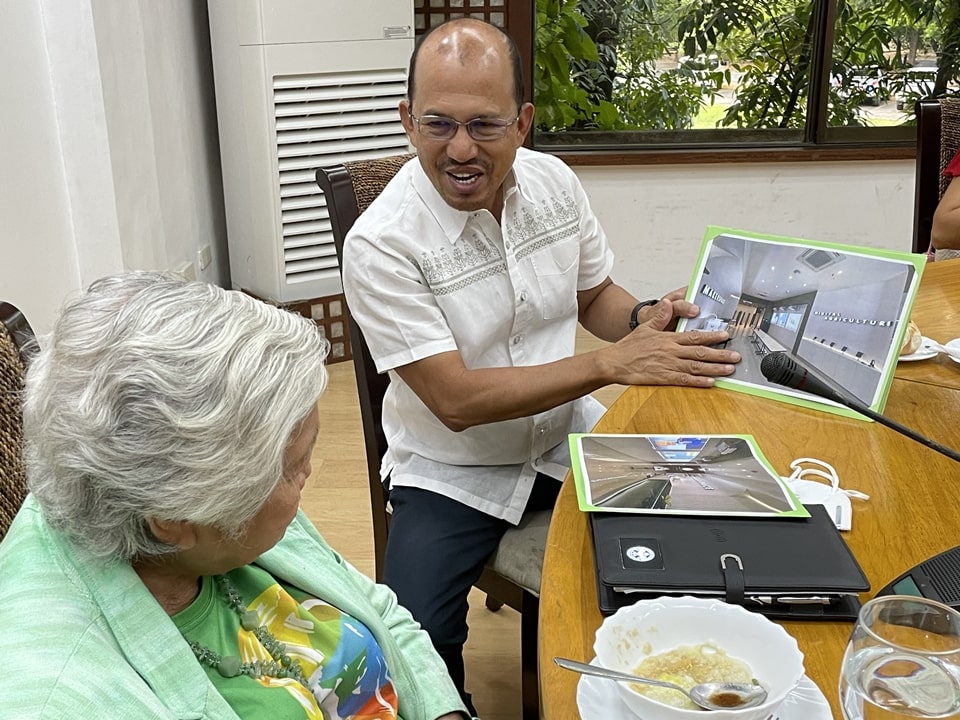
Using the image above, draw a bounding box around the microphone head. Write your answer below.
[759,351,796,386]
[759,350,861,409]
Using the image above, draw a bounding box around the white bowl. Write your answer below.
[593,596,805,720]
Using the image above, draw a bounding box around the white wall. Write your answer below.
[0,2,917,335]
[575,159,915,301]
[0,0,226,335]
[90,0,227,283]
[0,0,88,335]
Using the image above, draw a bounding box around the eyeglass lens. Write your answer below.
[415,115,515,141]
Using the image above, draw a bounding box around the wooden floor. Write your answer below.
[299,331,620,720]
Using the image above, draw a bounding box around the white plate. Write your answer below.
[899,336,939,362]
[946,338,960,365]
[576,669,832,720]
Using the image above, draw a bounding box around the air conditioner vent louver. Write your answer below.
[210,0,413,305]
[797,248,844,272]
[273,69,410,288]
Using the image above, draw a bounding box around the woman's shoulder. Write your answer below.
[0,497,120,639]
[0,495,72,593]
[0,521,141,717]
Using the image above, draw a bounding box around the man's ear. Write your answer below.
[516,101,536,146]
[399,100,418,147]
[146,518,198,550]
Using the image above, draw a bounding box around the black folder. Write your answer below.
[590,504,869,620]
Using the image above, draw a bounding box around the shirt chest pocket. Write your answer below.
[531,241,580,320]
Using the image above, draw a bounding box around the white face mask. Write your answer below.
[783,457,870,532]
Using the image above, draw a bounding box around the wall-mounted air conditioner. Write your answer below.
[207,0,413,303]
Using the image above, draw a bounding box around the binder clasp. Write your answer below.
[720,553,745,604]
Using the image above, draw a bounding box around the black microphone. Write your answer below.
[760,351,960,463]
[760,351,863,409]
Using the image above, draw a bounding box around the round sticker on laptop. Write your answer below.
[625,545,657,563]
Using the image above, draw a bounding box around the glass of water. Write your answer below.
[839,595,960,719]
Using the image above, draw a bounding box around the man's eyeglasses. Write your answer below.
[409,113,520,141]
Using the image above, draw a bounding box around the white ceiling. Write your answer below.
[709,234,913,303]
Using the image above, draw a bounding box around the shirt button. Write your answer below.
[519,291,527,303]
[538,427,546,435]
[513,335,522,345]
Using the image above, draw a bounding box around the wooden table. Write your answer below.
[539,257,960,720]
[895,257,960,389]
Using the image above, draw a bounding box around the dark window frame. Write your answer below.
[511,0,922,165]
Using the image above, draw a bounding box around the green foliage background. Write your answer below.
[533,0,959,132]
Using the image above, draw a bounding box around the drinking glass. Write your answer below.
[839,595,960,719]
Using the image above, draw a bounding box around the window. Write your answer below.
[531,0,960,161]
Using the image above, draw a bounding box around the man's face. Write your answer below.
[400,43,533,216]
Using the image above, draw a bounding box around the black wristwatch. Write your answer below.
[628,299,660,330]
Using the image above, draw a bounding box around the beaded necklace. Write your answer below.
[187,574,313,691]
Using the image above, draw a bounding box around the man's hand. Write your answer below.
[606,302,741,388]
[633,287,700,331]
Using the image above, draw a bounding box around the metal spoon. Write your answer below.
[554,656,768,712]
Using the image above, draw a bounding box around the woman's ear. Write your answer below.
[146,518,198,550]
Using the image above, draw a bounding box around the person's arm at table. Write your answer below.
[576,279,701,340]
[395,279,740,432]
[932,176,960,251]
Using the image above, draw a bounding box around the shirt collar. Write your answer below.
[505,160,534,205]
[410,158,527,244]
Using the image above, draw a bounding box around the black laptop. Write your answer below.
[590,504,869,620]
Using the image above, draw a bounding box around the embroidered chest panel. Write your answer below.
[415,192,580,296]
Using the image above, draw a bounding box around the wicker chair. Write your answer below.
[914,97,960,260]
[316,155,546,720]
[0,302,35,540]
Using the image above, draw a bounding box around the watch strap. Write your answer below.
[629,299,660,330]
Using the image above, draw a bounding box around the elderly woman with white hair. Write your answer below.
[0,272,469,720]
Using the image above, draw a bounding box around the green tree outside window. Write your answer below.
[533,0,960,149]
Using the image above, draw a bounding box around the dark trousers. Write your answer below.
[382,474,560,716]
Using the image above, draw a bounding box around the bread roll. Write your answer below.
[900,320,922,355]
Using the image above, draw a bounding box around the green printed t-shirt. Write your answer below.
[174,565,398,719]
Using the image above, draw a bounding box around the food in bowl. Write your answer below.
[594,596,804,720]
[632,641,755,710]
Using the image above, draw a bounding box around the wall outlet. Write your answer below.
[179,261,196,281]
[197,244,212,270]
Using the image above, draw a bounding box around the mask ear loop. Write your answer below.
[788,457,870,501]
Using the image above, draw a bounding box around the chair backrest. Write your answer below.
[315,153,416,581]
[0,302,36,540]
[914,98,960,254]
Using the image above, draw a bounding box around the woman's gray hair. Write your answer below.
[24,271,329,561]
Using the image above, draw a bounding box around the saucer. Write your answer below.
[899,336,939,362]
[576,669,832,719]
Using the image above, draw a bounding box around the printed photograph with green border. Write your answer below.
[677,226,925,419]
[569,433,807,518]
